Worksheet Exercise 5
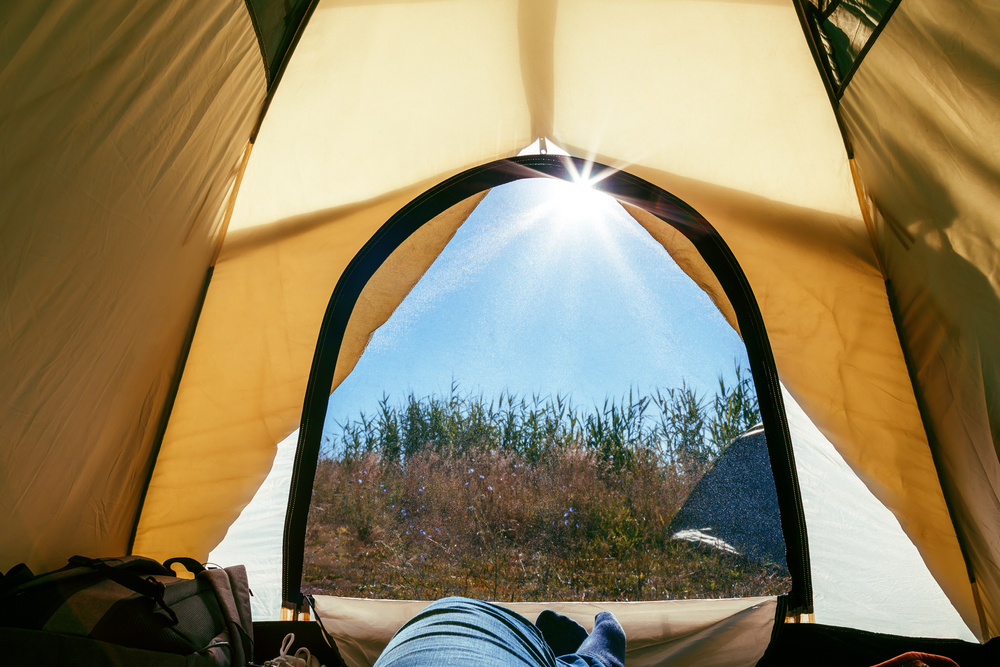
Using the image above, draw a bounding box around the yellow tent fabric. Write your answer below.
[840,0,1000,636]
[3,0,1000,643]
[0,0,264,572]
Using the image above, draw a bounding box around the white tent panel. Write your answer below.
[783,386,974,640]
[210,430,299,621]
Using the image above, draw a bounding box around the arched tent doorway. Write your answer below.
[282,155,811,623]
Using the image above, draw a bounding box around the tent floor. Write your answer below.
[757,623,999,667]
[256,618,999,667]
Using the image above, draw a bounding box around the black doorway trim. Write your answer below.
[282,155,813,615]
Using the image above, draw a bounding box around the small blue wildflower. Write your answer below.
[479,475,484,479]
[564,520,569,525]
[468,468,474,474]
[357,479,362,483]
[488,486,493,491]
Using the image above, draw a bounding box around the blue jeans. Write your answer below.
[373,597,605,667]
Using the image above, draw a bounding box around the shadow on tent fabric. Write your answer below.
[871,128,1000,634]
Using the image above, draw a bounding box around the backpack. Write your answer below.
[0,555,253,666]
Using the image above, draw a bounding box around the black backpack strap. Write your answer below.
[68,556,178,625]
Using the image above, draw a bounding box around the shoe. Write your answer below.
[261,633,325,667]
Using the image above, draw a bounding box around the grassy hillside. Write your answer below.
[304,367,791,601]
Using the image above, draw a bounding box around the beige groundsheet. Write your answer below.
[313,595,776,667]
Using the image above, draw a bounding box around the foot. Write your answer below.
[577,612,626,667]
[535,609,589,657]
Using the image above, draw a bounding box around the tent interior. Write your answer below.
[4,0,1000,664]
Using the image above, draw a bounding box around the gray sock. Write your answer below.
[577,612,626,667]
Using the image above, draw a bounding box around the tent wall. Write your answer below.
[0,0,266,572]
[839,0,1000,638]
[131,0,978,637]
[5,0,993,643]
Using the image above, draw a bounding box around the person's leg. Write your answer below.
[374,597,556,667]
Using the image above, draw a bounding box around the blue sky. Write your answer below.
[322,177,749,440]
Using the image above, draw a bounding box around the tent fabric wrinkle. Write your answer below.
[0,0,266,573]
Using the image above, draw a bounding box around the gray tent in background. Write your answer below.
[669,425,786,569]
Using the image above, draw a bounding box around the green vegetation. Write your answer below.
[304,362,791,601]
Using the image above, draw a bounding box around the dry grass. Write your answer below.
[304,448,790,601]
